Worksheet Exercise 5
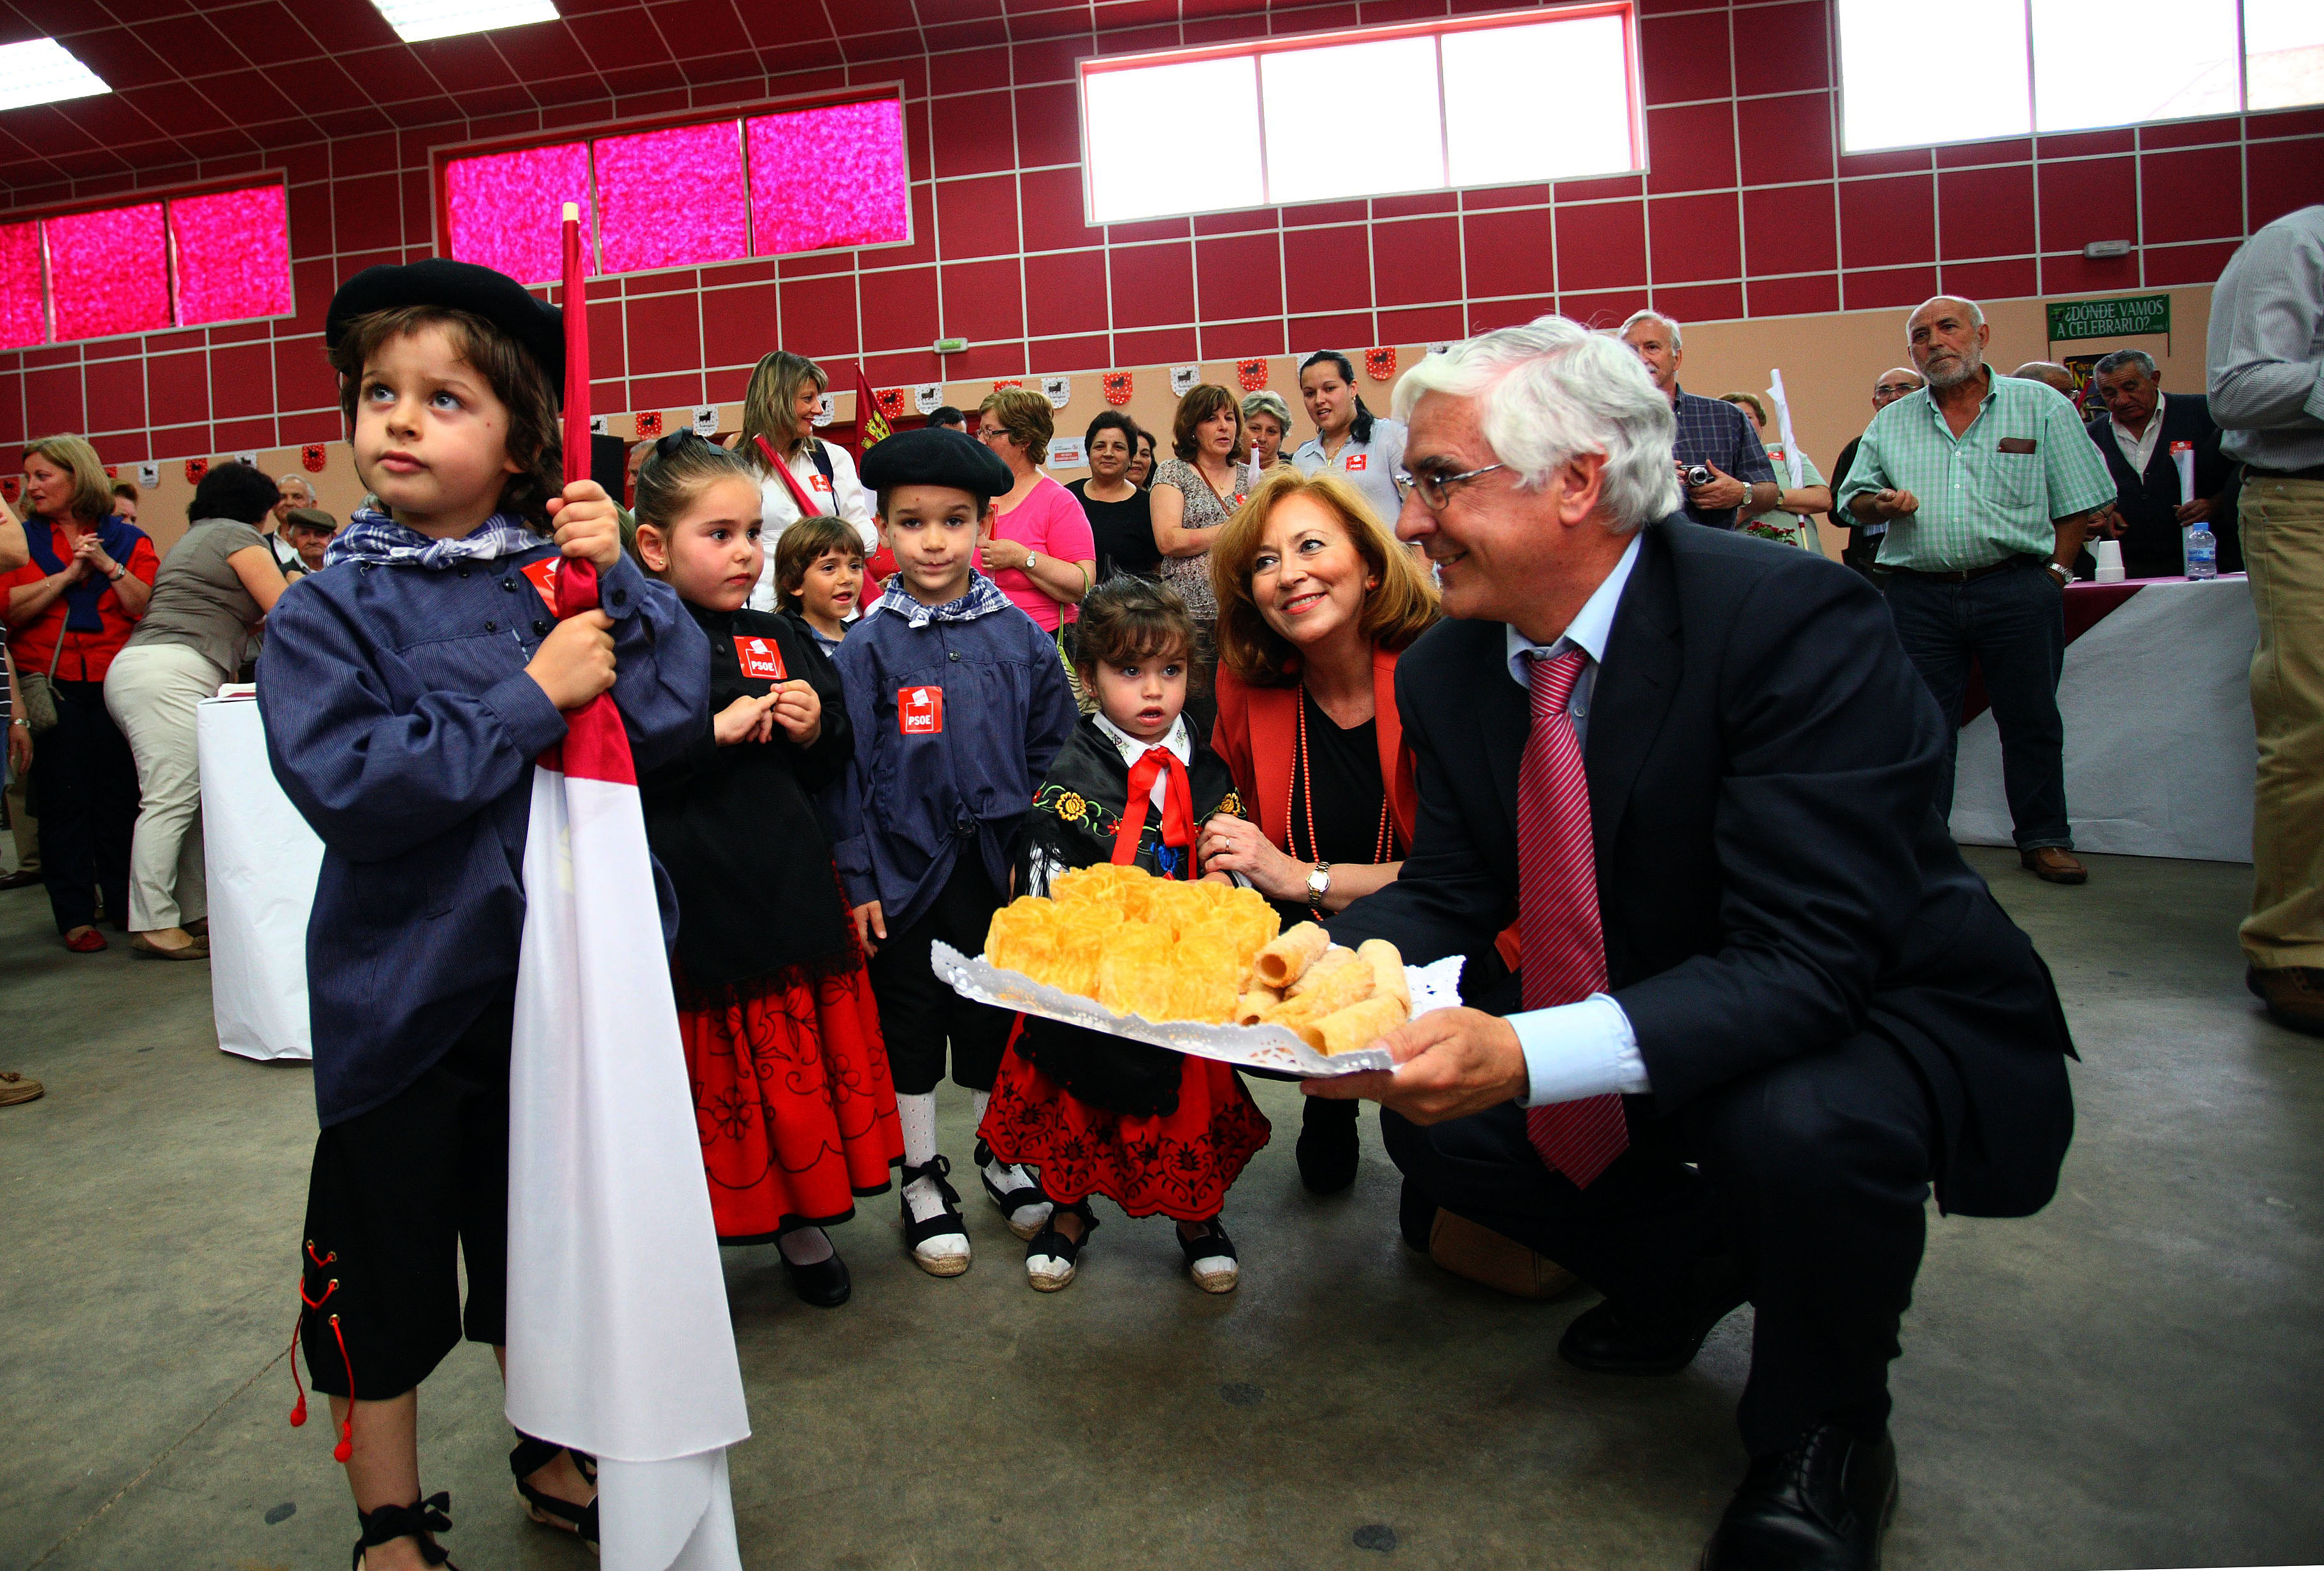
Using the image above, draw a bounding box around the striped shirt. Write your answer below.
[1837,369,2114,571]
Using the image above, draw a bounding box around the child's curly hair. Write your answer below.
[1073,574,1196,680]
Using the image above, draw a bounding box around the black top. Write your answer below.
[638,601,855,1005]
[1068,479,1161,581]
[1279,685,1394,928]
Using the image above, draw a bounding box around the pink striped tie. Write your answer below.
[1517,650,1630,1188]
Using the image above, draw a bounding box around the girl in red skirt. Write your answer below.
[979,577,1270,1295]
[633,434,902,1307]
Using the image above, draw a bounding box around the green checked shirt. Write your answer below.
[1836,369,2114,571]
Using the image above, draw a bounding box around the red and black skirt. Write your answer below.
[678,959,903,1244]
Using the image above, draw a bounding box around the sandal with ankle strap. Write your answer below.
[1025,1200,1098,1293]
[352,1492,456,1569]
[510,1433,599,1551]
[1177,1217,1240,1294]
[899,1154,972,1276]
[975,1137,1054,1240]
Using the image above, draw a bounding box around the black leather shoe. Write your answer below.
[1558,1268,1747,1376]
[780,1250,852,1308]
[1397,1176,1436,1252]
[1296,1096,1360,1194]
[1700,1424,1897,1570]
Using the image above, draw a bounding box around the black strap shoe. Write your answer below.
[900,1154,972,1276]
[779,1247,854,1308]
[352,1492,456,1569]
[1295,1095,1360,1194]
[1701,1424,1897,1570]
[509,1433,598,1549]
[1558,1263,1747,1376]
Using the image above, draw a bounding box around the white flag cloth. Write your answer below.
[505,678,750,1571]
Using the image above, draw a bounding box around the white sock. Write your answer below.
[777,1226,834,1265]
[898,1093,949,1225]
[972,1089,991,1128]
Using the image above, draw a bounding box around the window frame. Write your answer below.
[1075,1,1644,228]
[428,82,915,285]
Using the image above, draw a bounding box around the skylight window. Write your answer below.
[0,38,110,113]
[370,0,561,45]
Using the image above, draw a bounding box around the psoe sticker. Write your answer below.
[734,635,787,682]
[1344,453,1366,471]
[899,684,944,735]
[520,557,560,612]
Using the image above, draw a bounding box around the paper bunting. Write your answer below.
[1236,358,1268,392]
[635,410,664,436]
[811,393,833,427]
[104,464,117,479]
[692,406,719,437]
[993,378,1023,391]
[185,458,209,485]
[1364,347,1396,382]
[301,444,326,473]
[875,387,908,421]
[1041,375,1070,409]
[1169,364,1200,396]
[914,383,943,415]
[0,476,16,503]
[138,463,160,488]
[1103,371,1133,406]
[235,450,258,468]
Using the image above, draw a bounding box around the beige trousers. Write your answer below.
[103,642,227,931]
[2238,475,2324,970]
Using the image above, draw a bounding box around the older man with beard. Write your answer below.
[1840,297,2114,885]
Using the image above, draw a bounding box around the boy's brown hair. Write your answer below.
[774,512,866,614]
[1073,574,1196,682]
[327,305,561,527]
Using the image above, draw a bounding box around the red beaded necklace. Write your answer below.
[1289,681,1395,921]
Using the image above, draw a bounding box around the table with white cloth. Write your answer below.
[196,692,321,1061]
[1949,575,2257,864]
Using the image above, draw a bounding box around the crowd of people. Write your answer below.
[3,201,2320,1571]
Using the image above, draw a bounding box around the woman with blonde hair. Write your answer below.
[1197,466,1438,1192]
[737,351,875,610]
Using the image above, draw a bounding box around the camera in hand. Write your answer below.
[1683,464,1714,487]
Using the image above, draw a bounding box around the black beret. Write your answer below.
[326,259,564,389]
[858,426,1012,502]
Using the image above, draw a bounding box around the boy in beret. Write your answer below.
[829,427,1079,1274]
[257,258,708,1570]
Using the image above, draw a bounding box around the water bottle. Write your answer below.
[2186,523,2218,580]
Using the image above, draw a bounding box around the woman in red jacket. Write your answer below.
[1199,467,1438,1192]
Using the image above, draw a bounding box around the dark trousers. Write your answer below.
[864,852,1015,1096]
[1882,561,2070,849]
[32,678,138,935]
[1383,1032,1939,1456]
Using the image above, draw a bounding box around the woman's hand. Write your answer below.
[1198,813,1310,901]
[852,900,886,956]
[713,692,778,746]
[7,721,29,778]
[66,536,108,582]
[768,678,821,746]
[545,480,622,570]
[982,536,1031,572]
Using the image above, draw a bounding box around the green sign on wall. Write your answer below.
[2047,293,2171,342]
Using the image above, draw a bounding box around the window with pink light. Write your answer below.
[443,141,594,286]
[595,121,748,273]
[170,183,294,327]
[746,99,908,256]
[1,182,291,347]
[0,220,43,350]
[47,202,170,341]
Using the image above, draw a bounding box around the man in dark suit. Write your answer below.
[1826,366,1923,578]
[2084,348,2241,578]
[1311,319,2075,1571]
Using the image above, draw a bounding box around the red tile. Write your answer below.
[1730,0,1828,95]
[1112,326,1199,366]
[1935,137,2032,169]
[1108,241,1194,328]
[2140,115,2241,151]
[1011,37,1089,83]
[1555,288,1650,333]
[1286,313,1374,355]
[331,128,400,181]
[1022,250,1108,337]
[858,266,943,354]
[273,336,338,413]
[1465,296,1554,334]
[1377,304,1465,344]
[1463,208,1554,298]
[210,341,275,420]
[1281,199,1370,227]
[704,282,779,358]
[1647,102,1737,195]
[629,372,707,411]
[1194,207,1283,235]
[1649,194,1740,282]
[941,257,1025,344]
[2249,106,2324,138]
[889,186,941,268]
[2035,128,2134,158]
[150,424,211,460]
[1746,273,1837,316]
[1106,216,1193,244]
[1461,183,1551,211]
[215,417,277,454]
[704,367,750,403]
[2250,137,2324,229]
[2037,250,2140,296]
[589,375,629,412]
[782,250,856,278]
[1014,83,1082,168]
[625,292,703,378]
[2144,240,2241,289]
[931,90,1017,178]
[1281,224,1372,315]
[333,172,403,255]
[781,273,859,358]
[1372,217,1461,308]
[864,349,943,386]
[1196,233,1282,320]
[1198,319,1286,359]
[1940,257,2037,302]
[83,357,145,434]
[1650,282,1742,324]
[92,433,148,467]
[287,183,333,263]
[1937,164,2035,259]
[1555,199,1647,292]
[1640,10,1730,105]
[2037,154,2135,250]
[1743,183,1837,275]
[1022,168,1097,252]
[937,174,1021,259]
[1839,174,1933,268]
[147,352,210,425]
[1738,93,1833,187]
[1373,192,1457,219]
[280,409,342,445]
[1029,335,1113,374]
[1837,148,1930,178]
[1842,266,1939,312]
[1553,175,1644,203]
[2140,146,2242,245]
[937,44,1014,94]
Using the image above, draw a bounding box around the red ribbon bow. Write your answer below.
[1115,746,1194,874]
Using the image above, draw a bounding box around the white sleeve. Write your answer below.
[824,445,879,550]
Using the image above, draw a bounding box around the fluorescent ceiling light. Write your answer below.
[0,38,110,113]
[370,0,561,44]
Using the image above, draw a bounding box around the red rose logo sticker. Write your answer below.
[1103,371,1133,406]
[636,411,664,437]
[1,476,17,504]
[1236,358,1268,392]
[302,443,326,473]
[185,458,209,485]
[1364,347,1396,382]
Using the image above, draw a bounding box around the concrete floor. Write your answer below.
[1,847,2319,1571]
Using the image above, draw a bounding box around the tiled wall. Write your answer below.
[4,0,2320,469]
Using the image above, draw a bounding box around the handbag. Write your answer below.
[17,635,62,736]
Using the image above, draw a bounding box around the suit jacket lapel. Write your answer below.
[1585,525,1682,877]
[1475,631,1528,847]
[1372,646,1418,849]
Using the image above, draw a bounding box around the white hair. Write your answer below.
[1907,295,1985,330]
[276,472,314,492]
[1392,315,1682,533]
[1618,308,1682,350]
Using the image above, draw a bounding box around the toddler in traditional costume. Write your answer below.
[259,260,708,1567]
[828,427,1079,1275]
[629,434,901,1309]
[979,576,1270,1293]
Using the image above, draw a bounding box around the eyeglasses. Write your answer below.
[1873,382,1921,398]
[976,426,1010,443]
[1393,462,1507,510]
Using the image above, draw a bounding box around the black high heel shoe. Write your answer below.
[352,1493,456,1568]
[509,1433,599,1550]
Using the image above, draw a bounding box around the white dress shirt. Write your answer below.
[1093,710,1191,813]
[746,440,877,611]
[2111,392,2166,477]
[1500,533,1654,1107]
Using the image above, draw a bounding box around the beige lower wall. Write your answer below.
[110,285,2213,561]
